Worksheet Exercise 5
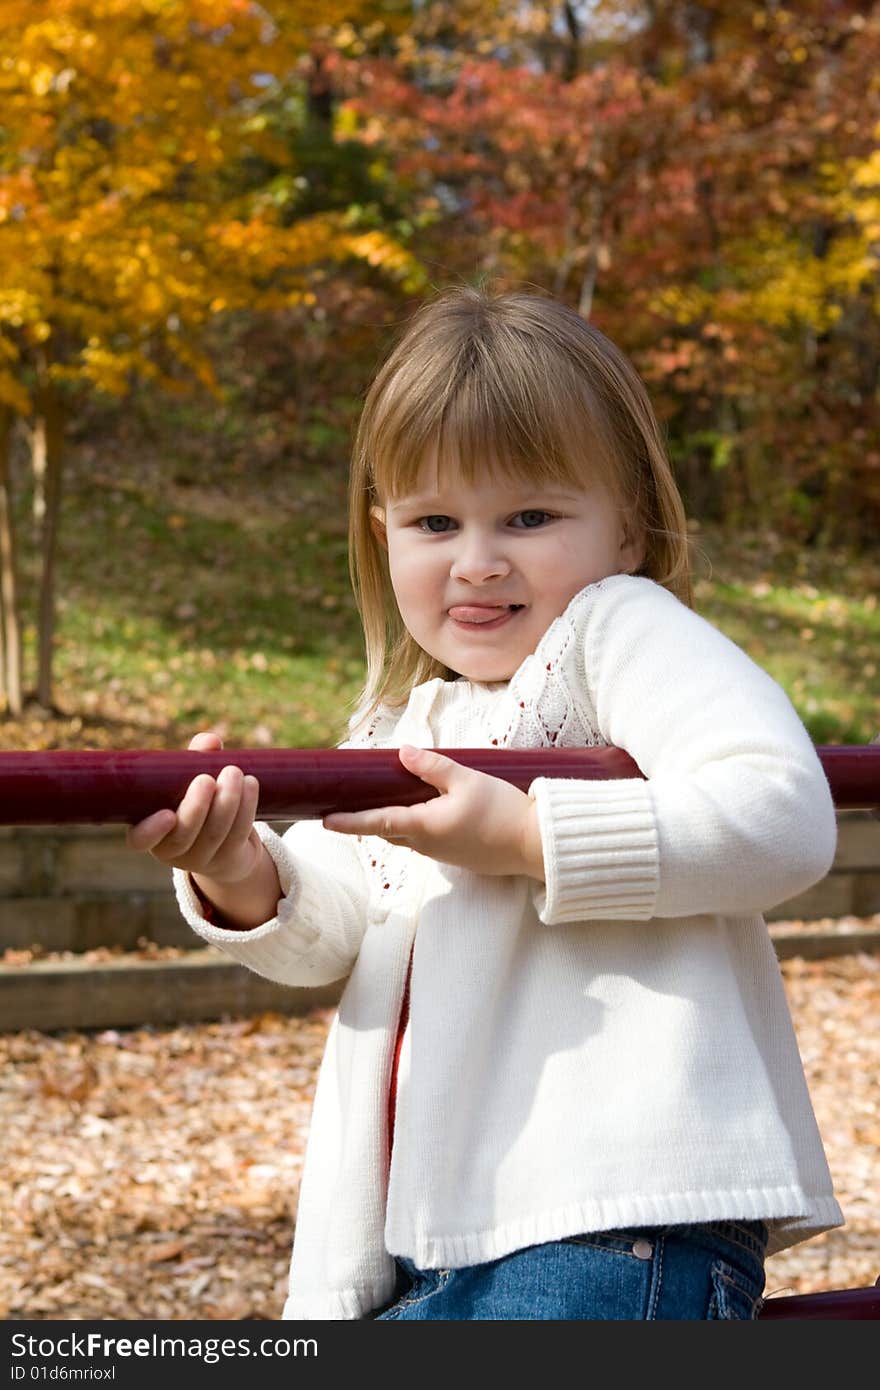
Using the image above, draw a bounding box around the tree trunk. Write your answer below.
[577,177,605,320]
[0,408,23,716]
[561,2,582,82]
[32,383,65,711]
[306,48,334,125]
[31,415,46,536]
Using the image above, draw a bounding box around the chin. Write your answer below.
[462,663,518,683]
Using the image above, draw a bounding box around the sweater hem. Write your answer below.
[282,1281,393,1321]
[279,1190,843,1319]
[387,1187,844,1269]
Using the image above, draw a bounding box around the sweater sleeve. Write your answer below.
[528,576,837,924]
[173,815,369,988]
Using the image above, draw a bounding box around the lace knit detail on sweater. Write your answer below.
[344,582,607,904]
[346,582,606,754]
[491,593,605,750]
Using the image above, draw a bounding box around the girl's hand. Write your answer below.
[125,731,263,884]
[323,744,546,881]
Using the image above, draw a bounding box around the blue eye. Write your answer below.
[418,515,455,533]
[516,510,552,528]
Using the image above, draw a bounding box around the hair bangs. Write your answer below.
[370,338,616,503]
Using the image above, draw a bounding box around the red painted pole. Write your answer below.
[0,744,876,825]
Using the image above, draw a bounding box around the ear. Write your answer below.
[369,505,388,551]
[619,520,647,575]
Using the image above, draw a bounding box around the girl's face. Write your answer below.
[371,457,645,682]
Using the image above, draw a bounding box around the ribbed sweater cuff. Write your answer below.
[172,821,320,953]
[528,776,659,923]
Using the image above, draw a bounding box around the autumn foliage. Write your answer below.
[342,1,880,534]
[0,1,878,716]
[0,0,419,712]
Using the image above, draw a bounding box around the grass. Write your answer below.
[1,417,878,752]
[688,527,879,746]
[50,451,366,749]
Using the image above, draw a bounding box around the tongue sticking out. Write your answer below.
[449,606,512,623]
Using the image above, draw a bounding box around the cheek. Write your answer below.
[388,547,439,614]
[545,529,621,589]
[579,520,620,560]
[550,532,599,575]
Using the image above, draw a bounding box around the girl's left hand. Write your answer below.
[323,744,545,881]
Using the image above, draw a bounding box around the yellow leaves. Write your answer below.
[79,344,141,395]
[0,368,31,415]
[27,64,56,98]
[209,219,267,256]
[744,237,831,329]
[851,149,880,190]
[686,218,875,336]
[338,228,426,290]
[647,284,714,327]
[139,282,167,319]
[0,280,49,333]
[0,0,427,405]
[342,230,397,266]
[205,212,423,298]
[841,151,880,246]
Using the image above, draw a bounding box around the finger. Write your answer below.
[398,743,461,792]
[322,810,371,835]
[232,773,261,841]
[323,806,412,842]
[189,730,224,752]
[189,764,248,859]
[126,808,177,853]
[196,767,260,866]
[223,775,261,866]
[149,772,218,859]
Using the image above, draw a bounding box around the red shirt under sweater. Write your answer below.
[387,951,412,1166]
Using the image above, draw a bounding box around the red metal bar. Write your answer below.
[0,744,876,825]
[758,1280,880,1320]
[0,746,638,824]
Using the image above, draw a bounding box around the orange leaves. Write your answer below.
[0,2,421,409]
[205,212,422,307]
[0,370,31,415]
[0,3,286,400]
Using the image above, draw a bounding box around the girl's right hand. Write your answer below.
[125,731,263,885]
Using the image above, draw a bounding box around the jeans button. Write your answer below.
[632,1239,654,1260]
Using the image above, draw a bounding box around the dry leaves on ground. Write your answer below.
[0,953,878,1321]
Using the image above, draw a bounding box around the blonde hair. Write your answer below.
[345,284,692,733]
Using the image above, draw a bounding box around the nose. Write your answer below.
[448,529,512,585]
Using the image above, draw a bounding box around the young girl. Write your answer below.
[127,285,843,1321]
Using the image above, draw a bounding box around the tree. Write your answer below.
[344,0,880,537]
[0,0,422,713]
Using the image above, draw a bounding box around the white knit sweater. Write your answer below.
[174,575,843,1320]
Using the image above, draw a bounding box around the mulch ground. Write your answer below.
[1,948,878,1321]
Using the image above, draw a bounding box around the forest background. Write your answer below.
[0,0,878,753]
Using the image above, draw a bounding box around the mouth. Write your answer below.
[448,604,525,630]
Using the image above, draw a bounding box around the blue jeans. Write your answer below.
[370,1220,768,1320]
